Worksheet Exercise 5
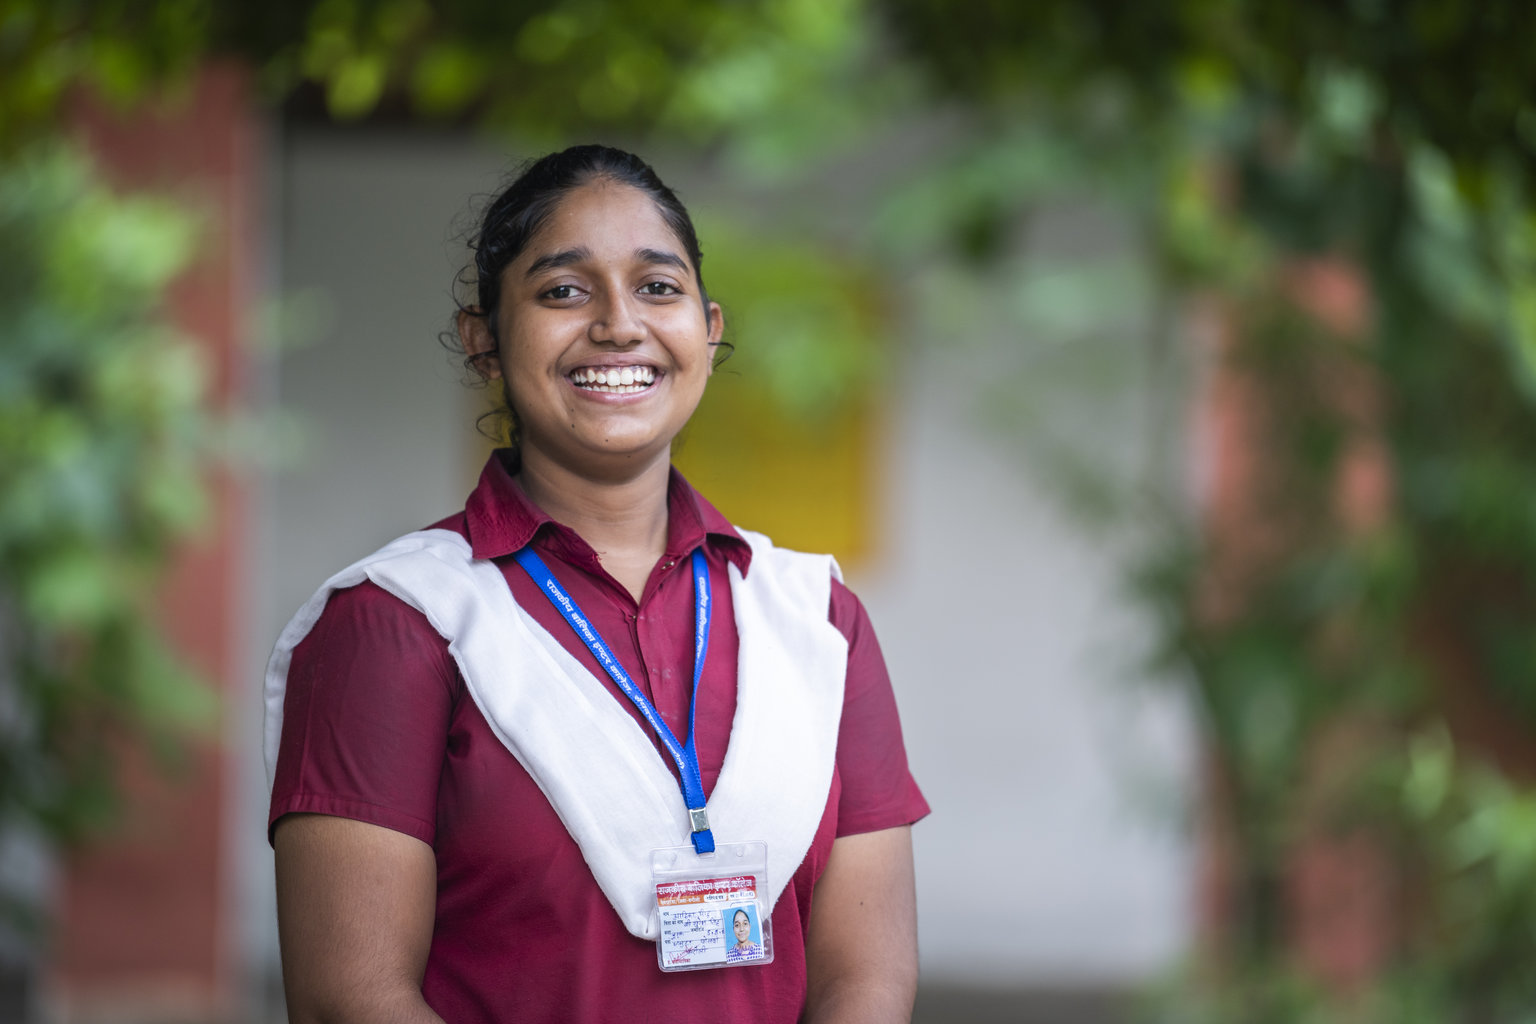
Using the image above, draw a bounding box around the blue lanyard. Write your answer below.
[513,546,716,855]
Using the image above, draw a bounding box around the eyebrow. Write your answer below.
[523,247,593,279]
[523,245,691,280]
[635,247,689,273]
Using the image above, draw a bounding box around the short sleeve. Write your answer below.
[828,579,930,836]
[268,580,458,846]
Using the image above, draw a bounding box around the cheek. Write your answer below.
[664,312,714,358]
[499,341,562,396]
[498,371,558,426]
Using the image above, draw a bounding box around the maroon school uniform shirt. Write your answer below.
[269,450,929,1023]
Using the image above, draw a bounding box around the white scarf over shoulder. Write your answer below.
[263,527,847,940]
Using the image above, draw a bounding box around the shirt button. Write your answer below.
[662,560,675,570]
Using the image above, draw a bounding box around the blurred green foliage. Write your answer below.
[4,1,1536,1015]
[696,215,884,419]
[891,4,1536,1020]
[0,145,216,852]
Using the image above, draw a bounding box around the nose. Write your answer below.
[588,286,644,345]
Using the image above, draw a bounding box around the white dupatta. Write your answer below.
[264,528,847,939]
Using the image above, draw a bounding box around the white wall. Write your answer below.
[240,128,509,986]
[851,340,1194,982]
[241,129,1194,992]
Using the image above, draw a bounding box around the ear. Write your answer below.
[458,308,502,380]
[705,301,724,376]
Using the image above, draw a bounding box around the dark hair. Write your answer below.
[452,144,728,443]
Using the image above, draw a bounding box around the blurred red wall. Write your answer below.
[48,62,257,1023]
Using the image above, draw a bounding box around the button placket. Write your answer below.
[638,570,687,733]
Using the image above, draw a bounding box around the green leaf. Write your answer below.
[326,51,387,119]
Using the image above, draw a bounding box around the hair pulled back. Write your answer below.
[460,144,710,344]
[453,144,721,444]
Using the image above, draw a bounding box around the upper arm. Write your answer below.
[828,582,930,835]
[275,814,444,1024]
[803,826,919,1024]
[806,582,926,1022]
[270,582,456,844]
[269,584,457,1022]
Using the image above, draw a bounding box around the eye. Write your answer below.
[541,283,581,301]
[639,281,681,297]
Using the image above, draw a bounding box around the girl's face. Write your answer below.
[461,179,722,478]
[734,911,751,943]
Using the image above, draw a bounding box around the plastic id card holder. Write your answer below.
[651,841,773,972]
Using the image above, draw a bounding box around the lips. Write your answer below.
[569,365,657,393]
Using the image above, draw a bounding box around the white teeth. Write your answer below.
[570,366,657,393]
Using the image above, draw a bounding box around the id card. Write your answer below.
[652,841,773,972]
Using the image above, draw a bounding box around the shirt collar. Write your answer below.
[463,449,753,576]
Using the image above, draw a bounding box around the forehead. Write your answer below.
[521,180,688,265]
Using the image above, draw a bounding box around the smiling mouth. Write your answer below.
[569,365,657,394]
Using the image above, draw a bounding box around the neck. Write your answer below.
[515,446,672,598]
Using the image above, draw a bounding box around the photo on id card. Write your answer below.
[652,841,773,972]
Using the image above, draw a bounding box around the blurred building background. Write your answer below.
[4,4,1536,1023]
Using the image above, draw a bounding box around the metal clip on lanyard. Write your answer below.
[513,546,716,855]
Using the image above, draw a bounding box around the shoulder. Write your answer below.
[295,576,455,688]
[729,528,858,640]
[729,527,872,639]
[733,527,844,583]
[313,576,436,633]
[278,526,480,683]
[828,578,875,644]
[321,527,482,609]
